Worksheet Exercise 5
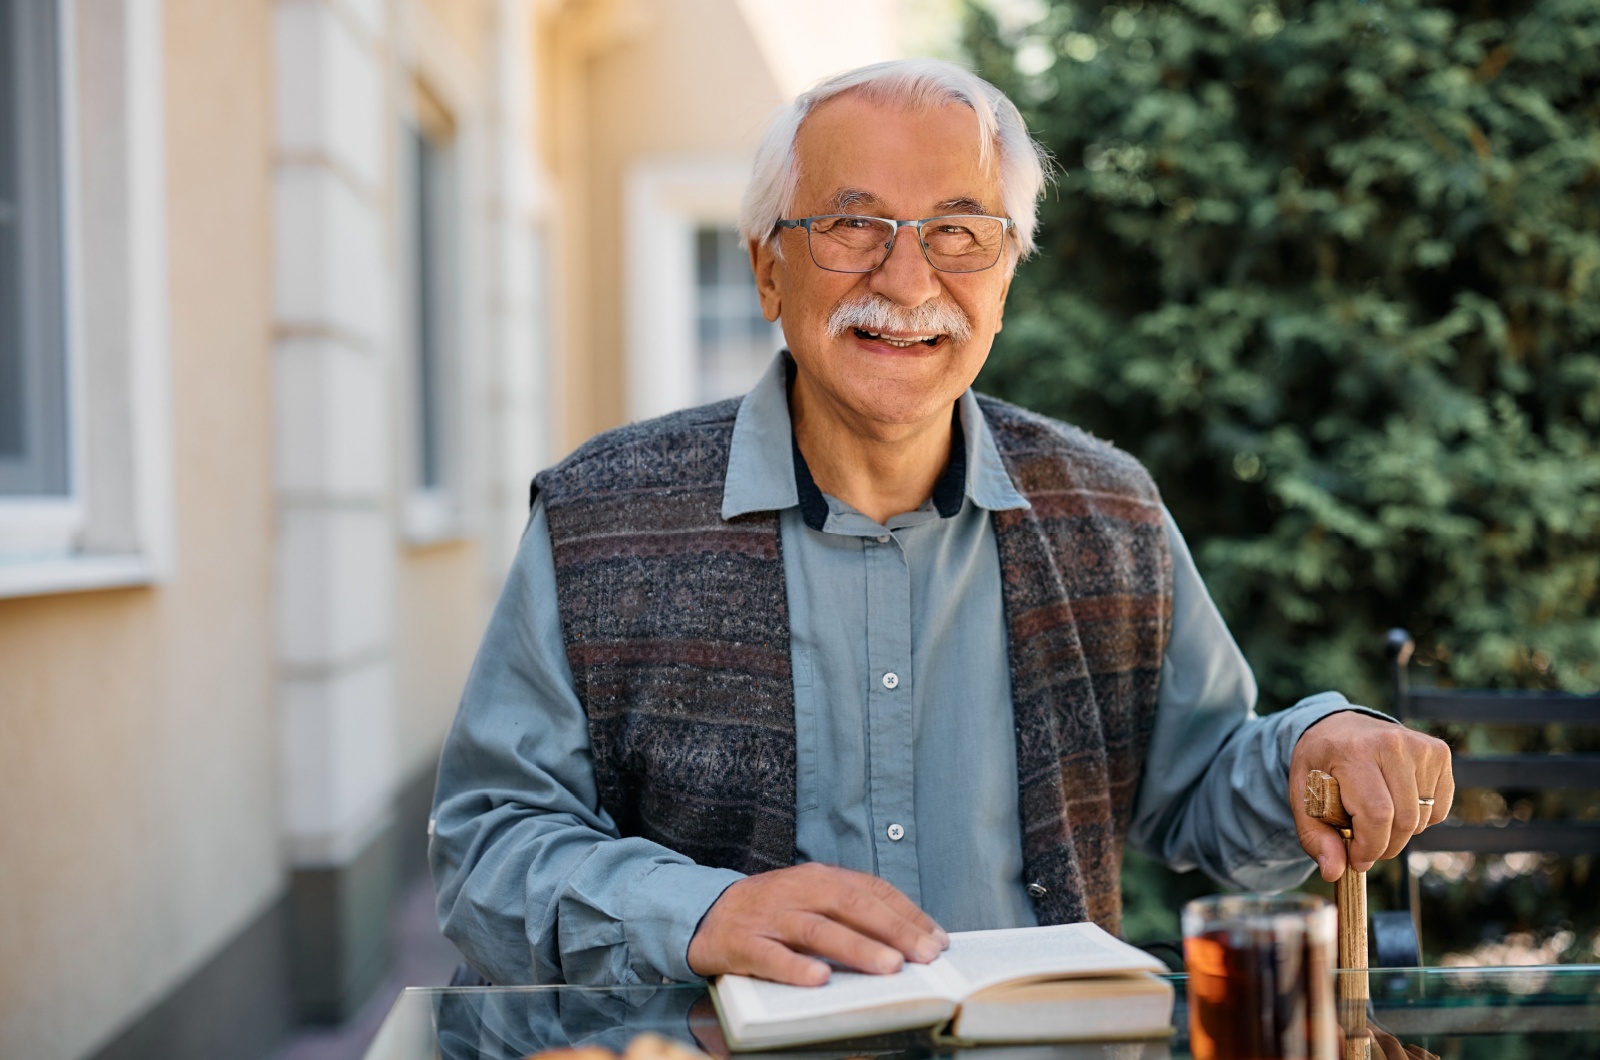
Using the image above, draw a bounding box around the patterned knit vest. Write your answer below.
[534,395,1172,933]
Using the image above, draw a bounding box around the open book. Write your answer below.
[711,922,1174,1050]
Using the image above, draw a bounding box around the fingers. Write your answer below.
[687,864,948,984]
[1294,805,1349,882]
[742,935,831,986]
[1292,712,1454,874]
[1384,752,1424,846]
[1360,756,1423,867]
[1368,1028,1405,1060]
[1425,755,1455,829]
[871,875,950,945]
[787,911,904,974]
[1341,755,1401,871]
[820,874,947,962]
[1372,1028,1409,1060]
[1365,1020,1438,1060]
[1290,754,1351,880]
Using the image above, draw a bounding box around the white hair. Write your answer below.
[739,59,1052,262]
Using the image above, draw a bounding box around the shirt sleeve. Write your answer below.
[1125,507,1395,892]
[428,498,745,985]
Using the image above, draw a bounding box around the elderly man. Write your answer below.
[430,59,1453,988]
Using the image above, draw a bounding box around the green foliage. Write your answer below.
[967,0,1600,709]
[963,0,1600,957]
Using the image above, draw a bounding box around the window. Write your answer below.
[0,0,70,504]
[402,81,461,540]
[0,0,177,597]
[694,224,780,404]
[624,158,767,422]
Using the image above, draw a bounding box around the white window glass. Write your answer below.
[694,224,779,404]
[0,0,69,498]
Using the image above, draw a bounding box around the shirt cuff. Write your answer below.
[620,861,745,983]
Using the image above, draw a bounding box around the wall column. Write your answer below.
[272,0,401,1021]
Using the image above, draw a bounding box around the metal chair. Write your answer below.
[1374,628,1600,966]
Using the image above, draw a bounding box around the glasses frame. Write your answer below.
[773,213,1016,275]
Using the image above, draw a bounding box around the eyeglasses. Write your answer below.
[773,214,1015,274]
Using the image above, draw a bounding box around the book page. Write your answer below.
[951,973,1175,1044]
[719,959,962,1025]
[939,923,1165,995]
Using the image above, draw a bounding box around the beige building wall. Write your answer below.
[544,0,901,451]
[271,0,549,1023]
[582,0,786,444]
[0,0,527,1054]
[544,0,787,452]
[0,2,280,1058]
[394,541,485,778]
[547,0,782,449]
[391,0,493,811]
[0,1,912,1057]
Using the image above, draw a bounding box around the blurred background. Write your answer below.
[0,2,1594,1059]
[962,0,1599,973]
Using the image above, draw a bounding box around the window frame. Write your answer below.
[693,221,782,405]
[392,4,487,550]
[397,76,468,544]
[0,0,176,599]
[624,155,769,422]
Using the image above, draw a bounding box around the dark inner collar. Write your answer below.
[785,354,967,532]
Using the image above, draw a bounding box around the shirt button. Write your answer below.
[876,534,890,544]
[881,671,899,690]
[887,823,906,841]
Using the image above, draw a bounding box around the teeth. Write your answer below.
[856,328,940,347]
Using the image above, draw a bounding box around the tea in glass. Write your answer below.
[1182,893,1337,1060]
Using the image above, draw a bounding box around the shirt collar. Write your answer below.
[720,351,1031,522]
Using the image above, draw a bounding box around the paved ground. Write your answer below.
[270,875,465,1060]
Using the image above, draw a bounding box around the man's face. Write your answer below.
[751,94,1013,435]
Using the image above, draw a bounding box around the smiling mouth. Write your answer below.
[853,328,943,348]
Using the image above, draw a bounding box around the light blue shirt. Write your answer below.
[430,354,1381,986]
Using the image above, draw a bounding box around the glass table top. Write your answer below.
[364,966,1600,1060]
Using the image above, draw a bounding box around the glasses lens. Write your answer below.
[921,216,1007,272]
[807,215,895,273]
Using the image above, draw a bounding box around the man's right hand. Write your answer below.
[686,863,949,986]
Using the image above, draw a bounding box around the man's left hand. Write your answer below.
[1290,711,1454,882]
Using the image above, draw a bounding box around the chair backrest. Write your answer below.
[1375,630,1600,967]
[1387,628,1600,858]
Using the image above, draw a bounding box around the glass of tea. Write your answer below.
[1182,893,1337,1060]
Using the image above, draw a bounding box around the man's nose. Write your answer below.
[868,224,942,308]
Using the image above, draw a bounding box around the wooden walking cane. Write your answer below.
[1306,769,1371,1060]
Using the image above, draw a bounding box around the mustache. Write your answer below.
[824,294,973,346]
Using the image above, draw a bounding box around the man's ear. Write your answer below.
[750,238,783,323]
